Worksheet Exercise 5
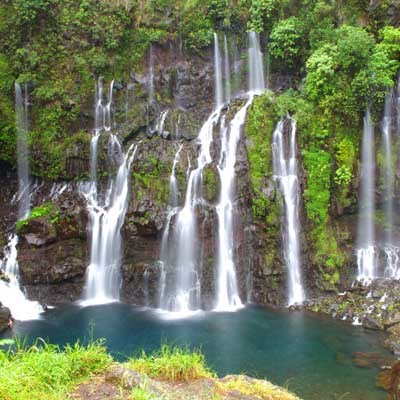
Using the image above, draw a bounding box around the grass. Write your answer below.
[218,376,301,400]
[0,338,112,400]
[0,340,301,400]
[127,343,215,382]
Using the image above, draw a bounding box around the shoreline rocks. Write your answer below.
[303,278,400,354]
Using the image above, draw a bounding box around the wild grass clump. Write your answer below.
[218,376,301,400]
[0,338,112,400]
[128,344,215,382]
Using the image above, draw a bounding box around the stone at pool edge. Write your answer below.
[0,304,12,332]
[377,361,400,400]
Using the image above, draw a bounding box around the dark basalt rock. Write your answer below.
[0,304,12,333]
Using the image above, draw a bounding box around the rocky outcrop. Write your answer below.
[98,364,302,400]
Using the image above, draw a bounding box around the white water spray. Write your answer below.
[0,235,43,320]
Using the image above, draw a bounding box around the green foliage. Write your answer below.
[0,339,112,400]
[179,9,213,51]
[334,137,356,187]
[128,344,215,382]
[269,17,305,70]
[247,0,279,33]
[304,25,400,118]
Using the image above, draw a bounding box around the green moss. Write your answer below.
[202,165,219,203]
[16,202,59,231]
[245,93,277,220]
[302,149,331,225]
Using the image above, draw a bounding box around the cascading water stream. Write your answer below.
[169,144,183,207]
[214,33,224,107]
[158,31,265,313]
[272,119,305,305]
[158,34,226,313]
[159,144,183,308]
[381,90,400,278]
[80,79,138,305]
[248,32,265,94]
[223,35,231,102]
[357,109,377,281]
[148,44,155,104]
[156,110,169,136]
[15,82,31,220]
[159,108,223,313]
[214,98,254,311]
[214,31,265,311]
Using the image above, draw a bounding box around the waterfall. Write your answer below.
[158,144,183,308]
[357,108,377,281]
[0,235,43,320]
[223,35,231,102]
[169,144,183,207]
[80,79,138,305]
[158,34,225,313]
[158,32,265,313]
[272,119,305,305]
[15,83,31,220]
[214,99,254,311]
[248,32,265,93]
[0,85,43,320]
[214,33,223,107]
[381,90,400,278]
[148,44,155,104]
[155,110,169,136]
[159,108,222,313]
[214,31,266,310]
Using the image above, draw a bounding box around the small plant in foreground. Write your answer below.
[127,343,215,382]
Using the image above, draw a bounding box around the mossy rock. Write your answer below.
[202,164,220,203]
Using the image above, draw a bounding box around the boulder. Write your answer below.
[362,316,384,331]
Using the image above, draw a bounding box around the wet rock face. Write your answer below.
[13,182,89,304]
